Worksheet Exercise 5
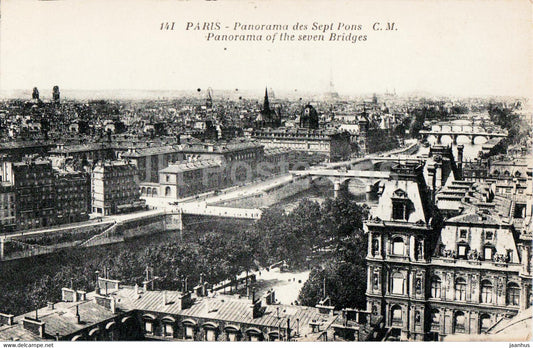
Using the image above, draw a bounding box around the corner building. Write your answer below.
[364,162,531,341]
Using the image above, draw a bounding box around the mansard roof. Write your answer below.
[446,211,507,226]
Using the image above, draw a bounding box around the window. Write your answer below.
[392,201,407,220]
[228,331,238,341]
[392,273,404,295]
[205,329,216,341]
[165,186,171,197]
[514,204,527,219]
[455,278,466,301]
[484,246,493,261]
[454,311,465,333]
[185,326,194,339]
[459,229,468,239]
[391,305,402,323]
[431,277,441,298]
[458,244,469,258]
[144,321,153,334]
[485,231,493,240]
[392,237,405,256]
[165,324,174,337]
[481,280,493,303]
[507,283,520,306]
[480,314,491,333]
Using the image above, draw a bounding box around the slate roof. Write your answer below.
[112,288,336,335]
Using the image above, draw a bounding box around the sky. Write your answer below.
[1,0,531,97]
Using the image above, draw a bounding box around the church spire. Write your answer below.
[263,87,270,111]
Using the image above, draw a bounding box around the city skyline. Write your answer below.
[1,0,531,98]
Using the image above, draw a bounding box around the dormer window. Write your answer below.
[484,245,494,261]
[457,242,469,259]
[391,189,411,221]
[392,201,407,220]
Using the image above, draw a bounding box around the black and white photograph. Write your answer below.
[0,0,531,344]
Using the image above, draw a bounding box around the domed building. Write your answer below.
[300,104,319,129]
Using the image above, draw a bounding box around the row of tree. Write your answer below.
[0,192,369,315]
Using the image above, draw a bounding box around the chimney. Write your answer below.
[457,144,464,179]
[162,291,167,306]
[435,162,443,190]
[47,302,55,310]
[427,164,437,204]
[75,305,81,324]
[95,271,101,295]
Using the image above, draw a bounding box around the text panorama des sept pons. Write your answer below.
[160,21,398,43]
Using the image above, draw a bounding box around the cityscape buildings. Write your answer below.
[0,86,530,342]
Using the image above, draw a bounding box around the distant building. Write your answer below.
[122,145,183,183]
[52,85,60,104]
[255,88,281,129]
[181,140,264,185]
[0,182,16,233]
[0,159,91,230]
[299,104,319,129]
[251,128,351,162]
[91,161,144,216]
[55,170,90,224]
[0,159,56,229]
[158,160,222,199]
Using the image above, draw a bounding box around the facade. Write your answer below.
[181,140,265,186]
[0,182,16,233]
[0,159,91,230]
[91,161,144,216]
[55,170,91,224]
[158,160,222,199]
[0,159,56,230]
[251,129,351,162]
[122,145,183,183]
[364,162,532,341]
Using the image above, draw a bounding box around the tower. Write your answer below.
[52,86,60,104]
[263,87,270,113]
[206,88,213,109]
[32,87,39,100]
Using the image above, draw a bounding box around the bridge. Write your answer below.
[420,123,507,145]
[290,169,391,198]
[365,155,426,171]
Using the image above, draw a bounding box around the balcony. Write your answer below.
[431,257,521,272]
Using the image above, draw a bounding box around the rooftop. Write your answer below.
[159,160,220,174]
